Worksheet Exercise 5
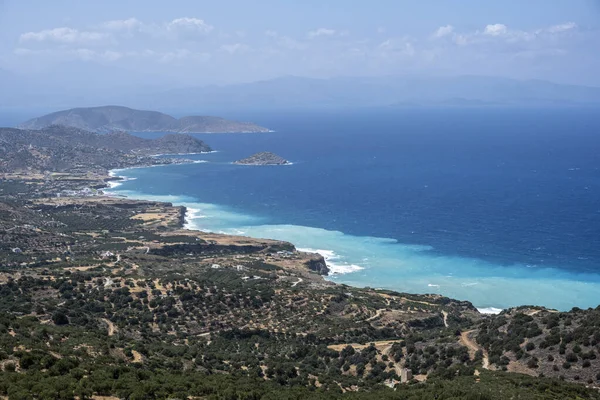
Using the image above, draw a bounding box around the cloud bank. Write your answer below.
[9,16,595,85]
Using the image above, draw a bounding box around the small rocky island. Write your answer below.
[234,152,290,166]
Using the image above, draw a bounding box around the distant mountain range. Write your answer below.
[18,106,271,133]
[3,70,600,111]
[148,75,600,111]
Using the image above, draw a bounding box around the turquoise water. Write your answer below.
[108,108,600,312]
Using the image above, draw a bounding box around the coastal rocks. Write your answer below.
[305,255,330,276]
[234,152,290,166]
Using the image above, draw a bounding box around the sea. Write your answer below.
[61,107,600,312]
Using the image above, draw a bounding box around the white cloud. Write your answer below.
[19,27,110,44]
[428,21,580,65]
[159,48,191,62]
[484,24,508,36]
[378,38,415,57]
[308,28,336,38]
[14,45,213,64]
[434,25,454,38]
[102,18,142,31]
[18,16,215,50]
[546,22,577,34]
[76,49,123,61]
[167,17,213,34]
[13,18,584,80]
[453,34,469,46]
[478,22,576,43]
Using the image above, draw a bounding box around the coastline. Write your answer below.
[148,150,219,157]
[104,165,504,315]
[106,160,208,189]
[102,159,600,313]
[106,167,359,273]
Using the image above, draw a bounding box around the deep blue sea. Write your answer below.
[104,107,600,311]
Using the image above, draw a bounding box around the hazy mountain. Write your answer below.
[18,106,271,133]
[3,73,600,112]
[143,75,600,111]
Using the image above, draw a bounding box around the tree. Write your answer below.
[52,311,69,325]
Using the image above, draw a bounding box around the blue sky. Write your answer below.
[1,0,600,86]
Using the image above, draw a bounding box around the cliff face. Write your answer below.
[18,106,271,134]
[305,255,330,276]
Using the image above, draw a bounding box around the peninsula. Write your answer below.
[234,151,290,165]
[18,105,271,134]
[0,125,211,173]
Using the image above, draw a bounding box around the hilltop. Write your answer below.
[18,105,271,134]
[0,126,211,173]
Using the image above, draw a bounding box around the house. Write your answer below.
[100,251,115,259]
[400,368,413,383]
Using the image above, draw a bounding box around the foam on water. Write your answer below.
[107,162,207,191]
[151,151,217,156]
[107,170,137,190]
[478,307,504,315]
[297,248,364,275]
[108,167,600,311]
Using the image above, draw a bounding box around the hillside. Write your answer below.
[2,127,600,399]
[18,106,271,133]
[0,173,599,399]
[0,126,211,173]
[1,163,600,398]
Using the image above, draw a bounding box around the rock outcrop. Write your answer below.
[234,152,290,166]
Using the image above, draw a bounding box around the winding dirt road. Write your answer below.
[101,318,117,337]
[460,330,490,369]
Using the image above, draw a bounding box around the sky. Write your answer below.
[1,0,600,86]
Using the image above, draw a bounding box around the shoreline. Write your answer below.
[100,155,600,314]
[106,161,600,314]
[106,159,208,189]
[103,161,600,314]
[105,165,506,315]
[149,150,219,156]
